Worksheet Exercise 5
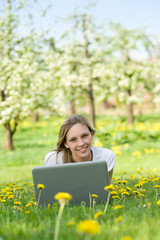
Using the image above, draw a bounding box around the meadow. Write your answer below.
[0,114,160,240]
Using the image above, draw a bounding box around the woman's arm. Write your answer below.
[108,168,114,184]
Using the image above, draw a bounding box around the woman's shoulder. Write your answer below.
[44,150,63,165]
[92,146,115,171]
[92,146,114,155]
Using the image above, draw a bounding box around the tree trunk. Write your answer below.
[33,112,39,122]
[127,103,134,124]
[127,89,134,124]
[69,100,76,115]
[4,123,13,150]
[82,14,96,127]
[87,83,95,127]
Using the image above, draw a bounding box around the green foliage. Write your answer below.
[96,120,160,145]
[0,114,160,239]
[0,162,160,239]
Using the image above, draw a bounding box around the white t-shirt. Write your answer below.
[44,146,115,172]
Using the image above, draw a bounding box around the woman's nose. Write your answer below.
[77,138,84,146]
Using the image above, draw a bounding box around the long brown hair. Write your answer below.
[56,114,95,163]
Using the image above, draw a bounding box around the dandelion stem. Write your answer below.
[103,192,110,215]
[89,193,92,210]
[156,190,158,200]
[93,200,95,209]
[81,202,87,216]
[37,189,41,208]
[54,202,65,240]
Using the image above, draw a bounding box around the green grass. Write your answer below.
[0,114,160,240]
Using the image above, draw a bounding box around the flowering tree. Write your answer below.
[54,11,114,126]
[152,61,160,105]
[98,23,155,124]
[144,59,160,106]
[0,0,50,150]
[44,42,85,116]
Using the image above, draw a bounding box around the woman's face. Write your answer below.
[64,123,93,162]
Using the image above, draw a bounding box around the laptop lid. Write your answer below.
[32,160,109,206]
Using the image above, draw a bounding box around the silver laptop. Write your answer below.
[32,160,109,206]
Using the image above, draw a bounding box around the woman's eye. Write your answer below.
[83,134,89,137]
[70,139,75,142]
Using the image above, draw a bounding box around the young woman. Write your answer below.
[44,114,115,183]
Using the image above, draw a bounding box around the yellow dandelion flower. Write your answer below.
[153,185,160,189]
[157,199,160,205]
[121,180,128,185]
[132,151,142,158]
[5,183,10,186]
[144,148,154,154]
[115,216,122,223]
[137,168,142,173]
[66,221,75,226]
[134,183,142,188]
[110,191,118,196]
[121,192,130,196]
[132,190,141,196]
[113,205,123,210]
[37,184,45,189]
[26,202,31,208]
[112,145,122,151]
[130,175,135,180]
[153,177,160,182]
[94,140,103,148]
[7,195,14,199]
[10,183,16,188]
[54,192,72,201]
[139,193,145,197]
[104,184,115,191]
[0,199,6,203]
[24,210,30,215]
[121,236,132,240]
[124,143,129,148]
[139,180,148,185]
[114,150,122,155]
[112,195,120,199]
[14,201,21,205]
[141,189,146,192]
[23,182,29,186]
[77,220,100,235]
[119,188,127,193]
[1,189,8,193]
[115,180,123,184]
[94,211,103,220]
[126,187,132,191]
[54,192,72,205]
[92,194,98,198]
[155,149,160,153]
[21,120,30,127]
